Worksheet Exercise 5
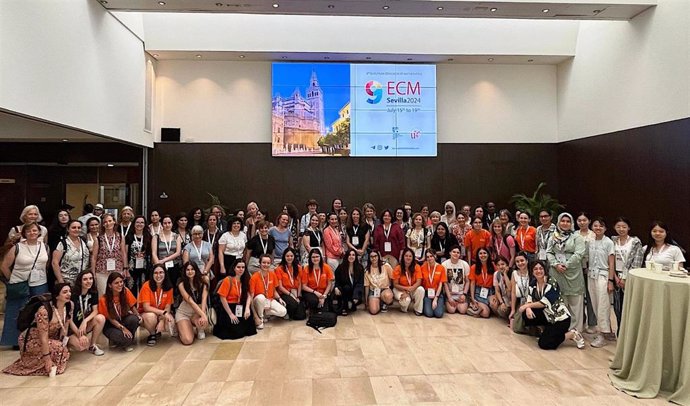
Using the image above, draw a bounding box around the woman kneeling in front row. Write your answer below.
[139,264,175,346]
[421,249,446,318]
[250,254,287,329]
[99,272,141,352]
[175,261,209,344]
[364,249,394,315]
[518,260,585,350]
[213,259,256,340]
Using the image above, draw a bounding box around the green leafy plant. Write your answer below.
[205,192,231,218]
[509,182,564,218]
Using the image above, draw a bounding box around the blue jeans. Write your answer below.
[423,295,445,318]
[1,283,49,346]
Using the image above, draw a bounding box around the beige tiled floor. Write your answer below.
[0,310,669,405]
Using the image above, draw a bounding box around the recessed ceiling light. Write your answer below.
[239,55,245,58]
[327,4,335,8]
[195,54,202,58]
[107,163,114,167]
[542,8,549,13]
[527,59,534,62]
[61,139,69,142]
[437,6,443,10]
[382,5,389,10]
[272,3,279,8]
[488,58,494,62]
[490,7,497,12]
[158,1,165,5]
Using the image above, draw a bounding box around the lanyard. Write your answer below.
[80,294,90,318]
[438,238,445,252]
[52,304,68,336]
[405,270,413,285]
[154,288,163,308]
[495,236,504,255]
[286,266,295,288]
[313,268,322,288]
[427,263,436,285]
[311,229,321,246]
[650,244,667,260]
[353,226,359,236]
[114,302,122,320]
[536,282,545,299]
[104,233,117,255]
[516,272,529,297]
[192,241,203,262]
[134,235,144,253]
[538,227,550,248]
[519,227,527,248]
[383,224,391,240]
[260,271,271,295]
[259,237,268,254]
[480,264,490,285]
[348,268,353,285]
[162,233,173,255]
[206,230,217,247]
[233,278,242,299]
[120,223,131,237]
[615,238,630,269]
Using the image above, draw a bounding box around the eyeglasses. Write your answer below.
[539,215,550,218]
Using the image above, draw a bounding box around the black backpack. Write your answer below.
[17,293,54,350]
[306,311,337,333]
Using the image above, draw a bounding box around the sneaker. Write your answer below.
[256,322,264,330]
[89,344,104,356]
[591,335,606,348]
[147,334,157,347]
[381,303,388,313]
[197,330,206,340]
[124,346,134,352]
[571,329,585,349]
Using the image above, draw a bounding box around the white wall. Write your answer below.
[0,0,152,147]
[557,0,690,141]
[156,60,558,143]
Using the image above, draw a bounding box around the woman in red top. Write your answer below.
[515,212,537,262]
[420,249,447,318]
[138,264,175,346]
[99,272,140,351]
[213,259,256,340]
[467,247,496,319]
[275,248,306,320]
[300,248,334,312]
[463,217,491,266]
[489,219,516,268]
[373,209,405,268]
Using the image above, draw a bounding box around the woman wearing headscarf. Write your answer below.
[546,212,586,333]
[440,201,456,227]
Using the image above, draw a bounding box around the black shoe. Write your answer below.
[146,334,157,346]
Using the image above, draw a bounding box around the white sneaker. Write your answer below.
[570,329,585,349]
[89,344,104,356]
[590,335,606,348]
[197,330,206,340]
[256,321,264,330]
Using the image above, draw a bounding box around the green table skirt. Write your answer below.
[609,268,690,405]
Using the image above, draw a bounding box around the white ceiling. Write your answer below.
[100,0,655,20]
[0,111,112,143]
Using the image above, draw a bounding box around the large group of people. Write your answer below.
[0,199,685,376]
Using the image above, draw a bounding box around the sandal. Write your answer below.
[146,334,157,346]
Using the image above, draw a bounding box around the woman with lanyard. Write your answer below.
[3,283,74,376]
[463,217,491,266]
[407,213,430,264]
[490,256,512,320]
[642,220,685,270]
[118,206,134,240]
[334,249,364,316]
[451,212,471,260]
[99,272,140,352]
[363,249,394,315]
[175,262,209,344]
[489,219,516,268]
[362,203,379,246]
[52,220,90,286]
[283,203,301,255]
[125,215,151,297]
[442,245,470,315]
[249,254,287,329]
[270,213,293,267]
[299,199,319,235]
[611,217,644,335]
[338,208,350,252]
[204,214,222,286]
[148,209,162,236]
[518,260,586,350]
[427,211,442,234]
[394,207,410,235]
[213,259,256,340]
[431,222,458,263]
[323,212,344,271]
[174,212,191,246]
[499,209,516,237]
[218,216,247,277]
[275,248,306,320]
[508,252,531,334]
[0,222,50,349]
[139,264,175,346]
[300,248,335,313]
[69,271,105,356]
[183,225,215,282]
[245,220,275,275]
[575,212,598,334]
[346,208,370,268]
[536,210,556,262]
[392,248,425,315]
[373,209,405,268]
[467,247,495,319]
[152,215,183,296]
[85,217,100,253]
[420,248,447,318]
[301,214,323,266]
[515,212,537,262]
[546,212,586,333]
[91,213,128,296]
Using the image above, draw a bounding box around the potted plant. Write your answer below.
[509,182,564,218]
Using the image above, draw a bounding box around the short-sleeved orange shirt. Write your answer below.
[275,264,301,290]
[137,283,173,312]
[469,264,494,289]
[392,264,422,287]
[217,277,242,304]
[464,229,492,261]
[249,271,279,298]
[420,262,447,290]
[515,226,537,253]
[98,288,137,319]
[301,264,334,294]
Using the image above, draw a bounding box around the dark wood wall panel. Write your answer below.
[557,118,690,248]
[148,143,559,220]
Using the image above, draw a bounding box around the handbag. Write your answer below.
[6,281,30,300]
[306,311,337,333]
[512,310,526,334]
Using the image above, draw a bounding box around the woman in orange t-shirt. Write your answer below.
[275,248,306,320]
[467,247,495,319]
[420,249,447,318]
[99,272,140,351]
[464,217,491,265]
[213,259,256,340]
[301,248,335,312]
[138,264,174,346]
[514,212,537,262]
